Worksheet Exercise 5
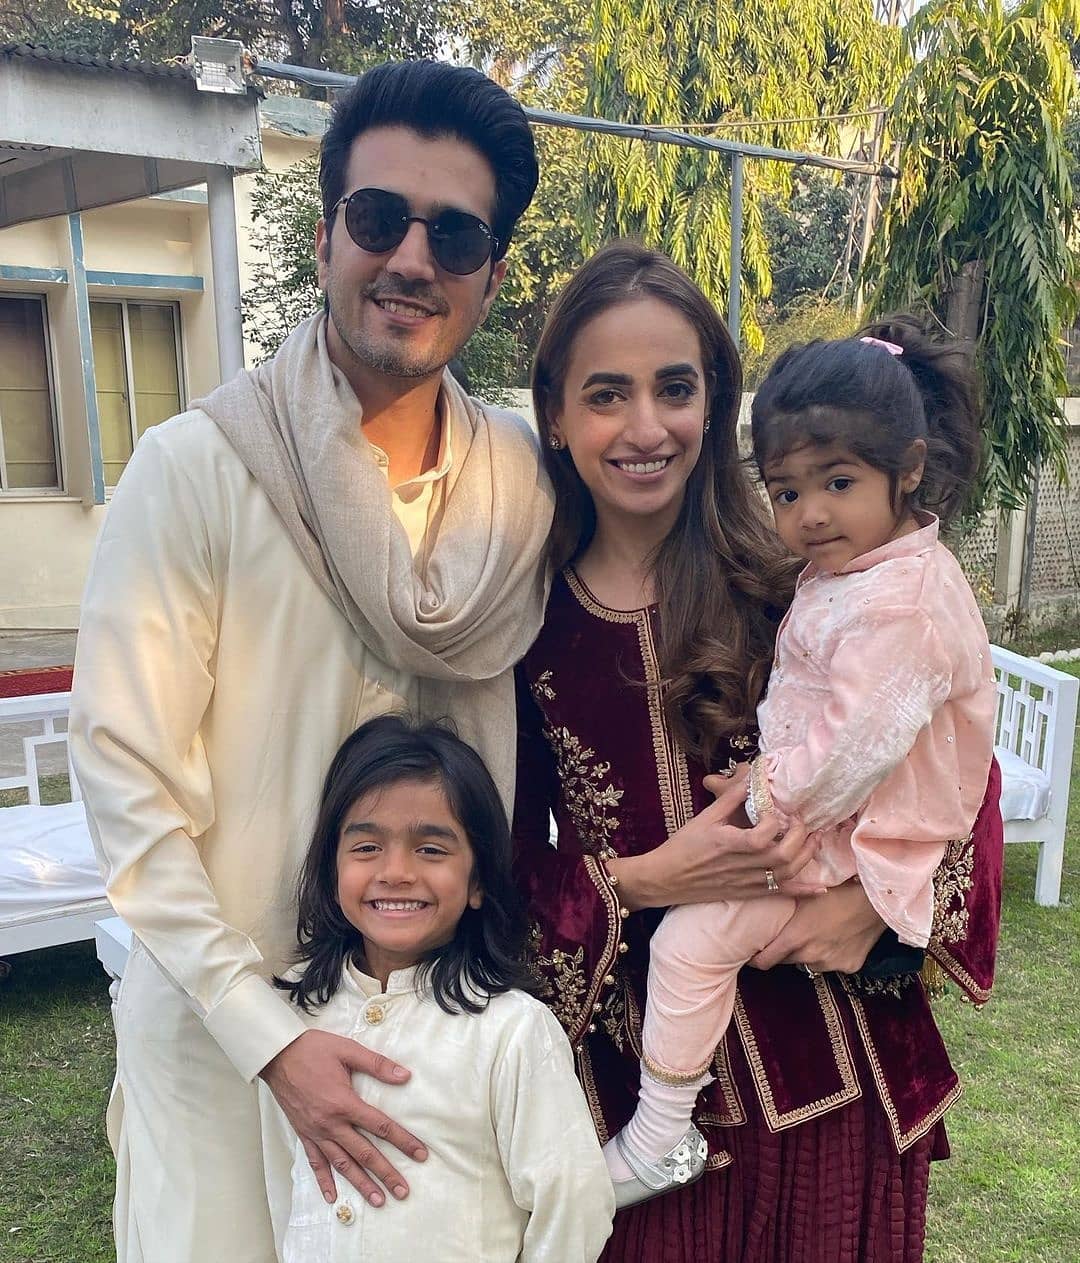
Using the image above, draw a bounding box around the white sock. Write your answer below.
[603,1066,712,1182]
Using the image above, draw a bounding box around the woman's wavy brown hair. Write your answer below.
[531,241,799,763]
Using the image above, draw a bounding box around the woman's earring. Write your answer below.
[549,434,563,451]
[704,417,711,434]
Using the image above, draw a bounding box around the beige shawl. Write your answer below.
[194,314,553,805]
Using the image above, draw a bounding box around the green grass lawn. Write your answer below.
[1,668,1077,1262]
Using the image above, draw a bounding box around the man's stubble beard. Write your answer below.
[329,303,450,381]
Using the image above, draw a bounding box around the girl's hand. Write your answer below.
[261,1029,427,1207]
[609,770,823,912]
[748,878,885,974]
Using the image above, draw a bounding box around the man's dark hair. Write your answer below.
[319,60,539,260]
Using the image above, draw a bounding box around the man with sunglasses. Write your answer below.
[71,60,551,1262]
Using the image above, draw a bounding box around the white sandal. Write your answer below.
[608,1123,709,1210]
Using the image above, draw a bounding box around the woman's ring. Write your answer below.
[764,868,780,893]
[798,964,819,980]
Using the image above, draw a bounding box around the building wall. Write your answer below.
[0,122,319,629]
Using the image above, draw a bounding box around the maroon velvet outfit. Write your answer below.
[513,570,1004,1263]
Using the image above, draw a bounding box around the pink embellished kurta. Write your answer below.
[750,513,996,946]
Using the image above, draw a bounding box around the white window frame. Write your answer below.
[0,291,63,494]
[93,297,186,487]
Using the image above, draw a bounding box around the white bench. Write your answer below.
[989,646,1078,906]
[0,691,110,971]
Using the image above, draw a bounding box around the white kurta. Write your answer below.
[69,408,516,1262]
[260,965,615,1263]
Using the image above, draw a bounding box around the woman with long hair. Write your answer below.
[513,242,1002,1261]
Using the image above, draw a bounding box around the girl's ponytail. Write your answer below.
[856,314,983,525]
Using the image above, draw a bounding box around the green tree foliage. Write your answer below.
[0,1,444,70]
[585,0,902,349]
[449,0,592,371]
[242,155,322,365]
[865,0,1079,508]
[763,173,859,313]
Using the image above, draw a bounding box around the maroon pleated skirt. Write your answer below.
[600,1076,949,1263]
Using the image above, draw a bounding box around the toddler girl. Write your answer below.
[260,714,614,1260]
[605,316,996,1206]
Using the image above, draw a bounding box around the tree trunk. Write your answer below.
[944,259,986,344]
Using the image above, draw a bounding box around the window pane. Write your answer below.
[0,296,58,489]
[90,301,133,486]
[128,303,181,436]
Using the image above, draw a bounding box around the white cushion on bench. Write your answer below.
[0,801,105,925]
[994,745,1052,823]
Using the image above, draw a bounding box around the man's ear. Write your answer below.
[479,258,508,320]
[315,217,331,291]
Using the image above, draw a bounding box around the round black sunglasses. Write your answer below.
[333,187,499,276]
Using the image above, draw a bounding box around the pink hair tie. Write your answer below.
[860,335,904,357]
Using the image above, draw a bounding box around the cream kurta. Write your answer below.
[69,406,528,1262]
[260,964,615,1262]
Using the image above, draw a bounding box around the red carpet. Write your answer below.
[0,665,74,698]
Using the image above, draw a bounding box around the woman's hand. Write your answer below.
[609,770,823,912]
[748,878,885,974]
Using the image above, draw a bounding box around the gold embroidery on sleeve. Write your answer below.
[930,833,975,945]
[542,726,623,856]
[925,832,991,1003]
[530,670,556,702]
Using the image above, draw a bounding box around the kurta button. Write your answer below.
[336,1202,355,1225]
[364,1003,385,1025]
[603,974,615,986]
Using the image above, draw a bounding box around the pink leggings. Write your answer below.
[644,895,800,1080]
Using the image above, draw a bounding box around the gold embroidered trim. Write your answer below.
[930,833,975,946]
[697,1037,746,1127]
[846,971,920,1000]
[529,856,622,1048]
[923,831,990,1001]
[844,984,963,1151]
[574,853,624,1044]
[705,1148,735,1172]
[542,724,623,855]
[733,977,861,1131]
[637,608,694,838]
[642,1053,714,1086]
[927,941,991,1005]
[564,567,645,623]
[575,1041,610,1145]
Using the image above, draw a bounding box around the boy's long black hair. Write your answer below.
[276,714,534,1016]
